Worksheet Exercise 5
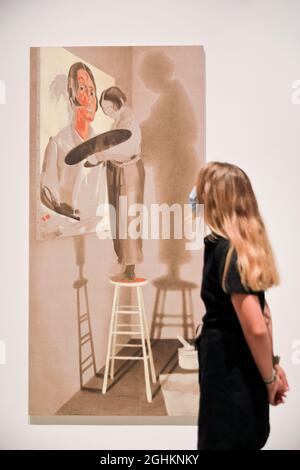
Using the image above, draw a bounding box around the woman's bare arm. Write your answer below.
[263,299,274,355]
[231,293,274,381]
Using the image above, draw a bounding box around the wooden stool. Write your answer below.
[102,278,156,402]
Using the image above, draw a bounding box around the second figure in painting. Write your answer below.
[86,86,145,280]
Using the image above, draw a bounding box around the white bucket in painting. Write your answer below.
[178,347,199,370]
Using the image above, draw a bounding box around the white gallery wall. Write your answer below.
[0,0,299,450]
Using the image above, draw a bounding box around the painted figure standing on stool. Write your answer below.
[86,86,145,280]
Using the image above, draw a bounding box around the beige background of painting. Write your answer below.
[0,0,300,451]
[29,45,205,415]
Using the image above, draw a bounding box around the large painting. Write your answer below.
[29,45,205,422]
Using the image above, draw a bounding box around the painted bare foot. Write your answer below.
[109,265,136,282]
[125,264,136,280]
[110,271,130,282]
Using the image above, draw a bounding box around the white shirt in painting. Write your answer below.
[40,122,95,210]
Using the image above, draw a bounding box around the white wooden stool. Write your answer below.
[102,278,157,402]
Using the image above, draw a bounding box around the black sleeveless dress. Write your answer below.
[195,233,270,450]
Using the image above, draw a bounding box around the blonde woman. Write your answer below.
[193,162,289,450]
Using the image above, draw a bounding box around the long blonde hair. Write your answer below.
[195,162,280,292]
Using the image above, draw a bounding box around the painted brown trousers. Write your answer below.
[106,154,145,266]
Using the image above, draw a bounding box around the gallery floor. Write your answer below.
[56,339,200,417]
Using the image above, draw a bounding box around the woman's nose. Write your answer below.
[80,92,89,105]
[87,91,95,105]
[80,89,94,105]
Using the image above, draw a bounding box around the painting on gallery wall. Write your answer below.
[29,45,205,420]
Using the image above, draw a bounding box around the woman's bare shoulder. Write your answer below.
[121,105,133,117]
[118,106,134,127]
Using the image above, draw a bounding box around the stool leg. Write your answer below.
[76,288,83,390]
[140,287,157,384]
[137,286,152,402]
[110,285,120,379]
[102,285,119,394]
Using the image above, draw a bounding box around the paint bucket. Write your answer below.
[178,347,199,370]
